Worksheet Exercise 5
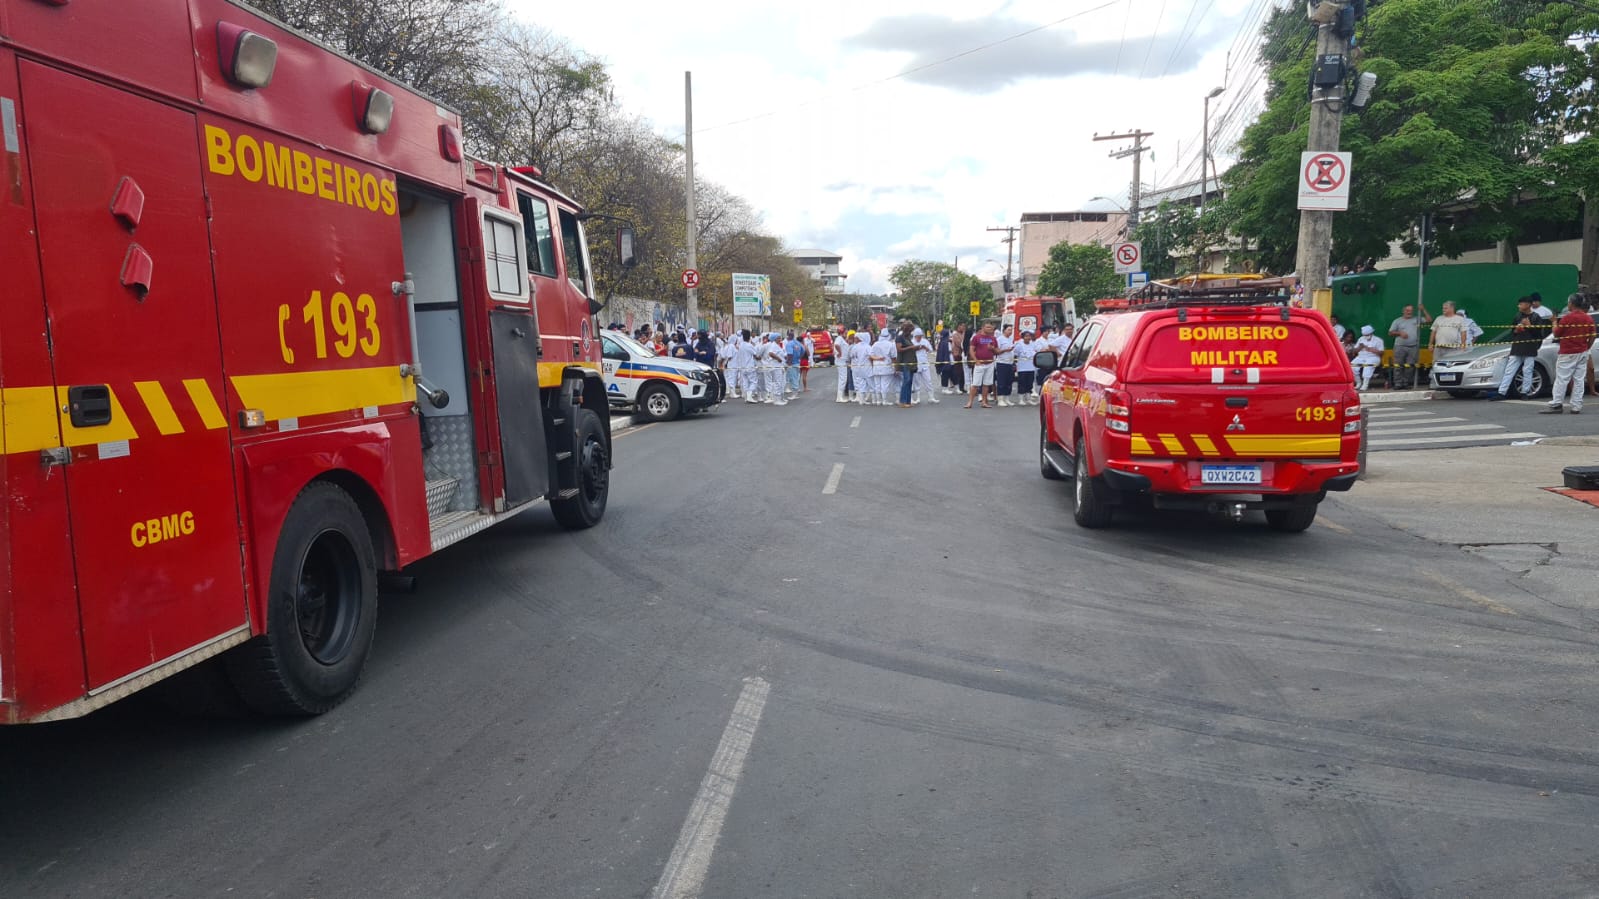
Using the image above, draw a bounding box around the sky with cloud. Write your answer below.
[505,0,1279,294]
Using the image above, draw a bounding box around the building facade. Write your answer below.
[1017,210,1128,293]
[790,248,848,293]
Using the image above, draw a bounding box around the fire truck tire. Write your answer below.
[1072,435,1113,528]
[1265,502,1318,533]
[227,482,378,716]
[636,384,680,422]
[551,409,609,530]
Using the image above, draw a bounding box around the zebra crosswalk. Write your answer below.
[1364,404,1543,451]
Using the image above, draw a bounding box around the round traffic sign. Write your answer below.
[793,298,803,310]
[1304,153,1347,193]
[1115,243,1140,266]
[681,269,701,289]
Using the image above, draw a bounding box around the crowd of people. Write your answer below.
[611,318,1082,411]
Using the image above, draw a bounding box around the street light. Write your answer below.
[1202,86,1225,213]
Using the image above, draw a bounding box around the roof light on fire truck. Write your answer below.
[358,86,395,135]
[217,23,278,89]
[438,124,463,162]
[238,409,268,429]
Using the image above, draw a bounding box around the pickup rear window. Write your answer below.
[1130,315,1345,382]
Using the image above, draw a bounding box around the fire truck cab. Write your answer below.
[1001,295,1074,338]
[0,0,630,722]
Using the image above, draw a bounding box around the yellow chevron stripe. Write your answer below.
[135,381,184,435]
[1224,434,1341,457]
[1158,433,1185,454]
[1130,434,1155,456]
[230,366,413,422]
[183,379,228,430]
[1192,434,1220,456]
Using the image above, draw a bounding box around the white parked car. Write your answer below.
[599,331,723,421]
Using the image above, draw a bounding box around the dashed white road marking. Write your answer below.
[649,677,771,899]
[850,416,861,428]
[822,463,845,495]
[1366,423,1504,436]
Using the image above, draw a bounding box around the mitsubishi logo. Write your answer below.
[1227,414,1246,432]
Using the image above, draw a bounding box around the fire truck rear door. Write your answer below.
[19,64,246,689]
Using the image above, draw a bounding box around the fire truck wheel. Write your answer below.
[1040,422,1065,481]
[636,383,680,422]
[1265,502,1318,533]
[1072,435,1112,528]
[551,409,609,530]
[228,482,378,715]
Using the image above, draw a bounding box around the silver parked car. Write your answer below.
[1429,331,1556,398]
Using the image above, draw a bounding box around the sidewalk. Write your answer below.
[1340,441,1599,612]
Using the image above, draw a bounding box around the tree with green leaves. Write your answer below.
[1222,0,1571,274]
[887,260,995,327]
[1036,243,1124,315]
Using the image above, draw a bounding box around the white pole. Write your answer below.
[684,72,699,329]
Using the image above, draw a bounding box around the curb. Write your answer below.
[1360,390,1436,404]
[610,413,636,432]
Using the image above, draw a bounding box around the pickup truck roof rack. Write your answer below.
[1127,275,1296,311]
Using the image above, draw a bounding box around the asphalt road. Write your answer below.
[4,369,1599,898]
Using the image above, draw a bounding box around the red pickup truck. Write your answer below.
[1036,279,1362,532]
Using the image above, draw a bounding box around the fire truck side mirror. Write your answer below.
[617,227,638,269]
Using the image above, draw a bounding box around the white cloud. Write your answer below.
[507,0,1269,293]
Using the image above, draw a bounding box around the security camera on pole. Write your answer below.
[1293,0,1372,304]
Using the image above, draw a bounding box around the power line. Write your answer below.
[695,0,1121,135]
[1111,0,1135,76]
[1137,0,1172,77]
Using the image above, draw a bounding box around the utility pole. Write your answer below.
[987,226,1019,292]
[1293,2,1357,294]
[683,71,699,328]
[1093,130,1154,223]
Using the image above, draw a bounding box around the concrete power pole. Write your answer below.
[987,225,1019,292]
[1293,8,1353,294]
[1094,130,1155,223]
[684,71,699,328]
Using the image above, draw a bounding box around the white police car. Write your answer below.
[599,331,722,422]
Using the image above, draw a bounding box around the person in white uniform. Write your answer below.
[733,331,760,402]
[1352,325,1384,390]
[834,331,856,403]
[851,330,872,405]
[763,333,788,405]
[993,325,1017,406]
[1014,329,1039,404]
[718,333,739,399]
[870,329,896,405]
[912,327,938,404]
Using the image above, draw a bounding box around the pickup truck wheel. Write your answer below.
[227,482,377,715]
[1266,502,1318,533]
[637,383,680,422]
[1040,422,1065,480]
[1072,435,1112,528]
[551,408,609,530]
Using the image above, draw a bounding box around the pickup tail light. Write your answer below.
[1105,389,1130,432]
[1344,394,1362,433]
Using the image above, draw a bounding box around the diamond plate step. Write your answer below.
[425,477,459,519]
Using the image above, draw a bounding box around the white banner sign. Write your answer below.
[732,272,771,316]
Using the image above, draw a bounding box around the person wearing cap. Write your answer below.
[1014,328,1040,404]
[835,331,857,403]
[734,330,760,402]
[1529,292,1554,321]
[993,323,1018,406]
[912,327,938,404]
[784,330,804,397]
[850,330,872,405]
[1491,296,1543,399]
[1352,325,1384,391]
[762,332,789,405]
[870,327,896,406]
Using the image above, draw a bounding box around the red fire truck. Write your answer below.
[1001,295,1074,336]
[0,0,633,722]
